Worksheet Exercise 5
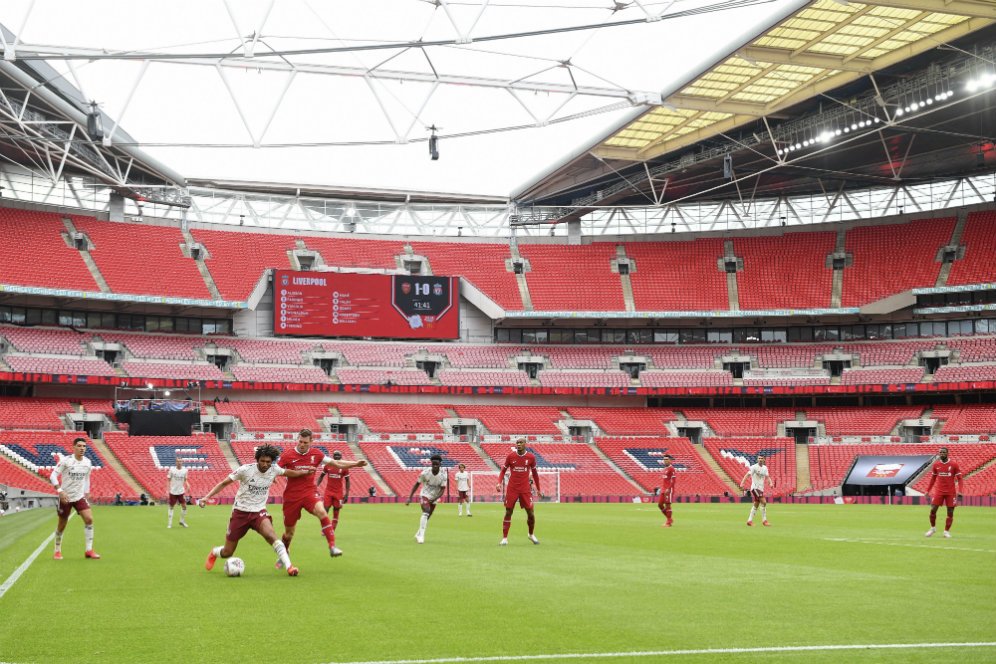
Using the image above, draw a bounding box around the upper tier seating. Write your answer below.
[215,401,333,431]
[192,228,297,300]
[520,244,625,311]
[932,405,996,434]
[736,233,835,310]
[72,217,210,299]
[301,236,401,271]
[121,361,226,381]
[98,332,204,360]
[948,210,996,285]
[680,408,797,436]
[750,345,833,368]
[639,371,733,387]
[594,437,730,495]
[4,356,117,376]
[626,239,728,311]
[480,442,640,497]
[0,431,136,499]
[932,365,996,382]
[103,432,235,499]
[842,218,955,306]
[644,347,724,369]
[840,367,925,384]
[703,437,796,496]
[947,337,996,362]
[566,407,675,436]
[0,325,90,355]
[226,338,311,364]
[806,406,925,436]
[537,370,630,387]
[335,368,432,385]
[808,443,992,492]
[439,345,516,368]
[0,208,99,291]
[411,241,522,309]
[231,365,334,384]
[452,405,562,434]
[0,398,72,429]
[437,370,531,387]
[336,403,449,433]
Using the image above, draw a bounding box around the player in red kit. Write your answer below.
[316,450,352,531]
[924,447,963,539]
[658,455,675,527]
[278,429,366,561]
[497,438,542,546]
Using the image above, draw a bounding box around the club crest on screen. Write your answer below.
[401,282,412,295]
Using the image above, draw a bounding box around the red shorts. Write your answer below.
[282,495,321,527]
[168,493,186,507]
[57,498,90,518]
[458,490,470,501]
[419,497,438,515]
[657,490,673,506]
[750,489,765,502]
[931,493,957,508]
[504,489,533,510]
[323,494,344,510]
[226,509,271,542]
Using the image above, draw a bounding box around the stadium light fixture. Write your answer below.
[86,101,103,142]
[428,125,440,161]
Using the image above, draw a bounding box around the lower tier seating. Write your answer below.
[594,437,730,495]
[703,437,796,496]
[103,432,236,500]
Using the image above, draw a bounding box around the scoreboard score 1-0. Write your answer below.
[273,270,459,340]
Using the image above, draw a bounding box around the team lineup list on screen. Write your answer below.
[274,270,459,340]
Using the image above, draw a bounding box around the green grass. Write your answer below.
[1,502,994,664]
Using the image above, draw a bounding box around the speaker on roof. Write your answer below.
[723,154,733,180]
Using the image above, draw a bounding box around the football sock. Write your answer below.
[466,500,471,516]
[527,514,535,536]
[84,525,94,550]
[502,519,511,537]
[748,506,757,522]
[331,509,340,530]
[54,530,63,553]
[458,504,463,515]
[658,502,667,515]
[273,541,291,569]
[665,508,672,522]
[167,507,174,527]
[281,533,292,553]
[945,514,953,531]
[419,512,429,535]
[761,506,767,520]
[929,512,937,527]
[319,516,336,546]
[180,507,187,520]
[212,546,223,557]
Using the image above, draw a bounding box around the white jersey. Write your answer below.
[167,467,189,495]
[455,471,470,492]
[748,463,770,492]
[52,455,92,502]
[229,463,286,513]
[418,467,448,502]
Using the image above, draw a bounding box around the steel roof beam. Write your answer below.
[855,0,996,20]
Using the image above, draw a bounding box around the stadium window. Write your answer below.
[707,329,732,344]
[952,319,973,336]
[549,329,573,344]
[86,312,104,329]
[975,319,991,334]
[814,326,839,341]
[920,321,944,338]
[573,330,593,344]
[732,327,759,343]
[57,310,75,327]
[787,327,813,342]
[0,306,9,323]
[627,329,652,344]
[522,329,547,343]
[679,329,706,344]
[158,317,175,333]
[840,325,864,341]
[653,329,678,344]
[146,317,160,332]
[175,317,191,333]
[761,328,787,343]
[24,308,42,325]
[603,329,626,344]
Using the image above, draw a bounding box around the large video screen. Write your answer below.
[273,270,459,340]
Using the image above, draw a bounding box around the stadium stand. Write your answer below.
[480,441,640,497]
[103,432,235,499]
[947,337,996,362]
[932,365,996,382]
[437,370,531,387]
[565,407,675,436]
[335,403,448,433]
[191,228,297,300]
[840,367,925,384]
[537,370,630,387]
[214,401,333,431]
[962,462,996,496]
[78,399,115,417]
[736,233,835,310]
[3,355,117,376]
[71,217,211,299]
[594,437,729,495]
[303,236,402,271]
[0,325,91,355]
[639,370,733,387]
[947,210,996,286]
[359,441,489,496]
[226,337,311,364]
[644,347,724,369]
[742,373,830,386]
[626,239,728,311]
[0,431,136,499]
[120,361,226,381]
[335,368,432,385]
[680,408,796,436]
[808,443,993,492]
[411,241,522,309]
[842,217,955,306]
[703,437,796,496]
[452,405,562,434]
[0,208,99,291]
[806,406,925,436]
[231,365,334,384]
[0,397,72,429]
[932,405,996,435]
[519,244,625,311]
[98,332,204,360]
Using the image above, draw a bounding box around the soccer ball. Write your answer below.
[224,557,245,577]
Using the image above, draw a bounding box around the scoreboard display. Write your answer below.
[273,270,459,340]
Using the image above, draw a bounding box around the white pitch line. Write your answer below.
[327,642,996,664]
[823,537,996,554]
[0,533,54,601]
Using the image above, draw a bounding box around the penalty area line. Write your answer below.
[327,642,996,664]
[0,532,54,601]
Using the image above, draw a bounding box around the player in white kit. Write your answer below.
[454,463,472,517]
[166,458,191,528]
[197,444,316,576]
[405,455,449,543]
[51,438,100,560]
[740,455,775,527]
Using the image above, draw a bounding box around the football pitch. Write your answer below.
[1,502,994,664]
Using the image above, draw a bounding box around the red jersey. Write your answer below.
[927,460,961,494]
[661,466,676,492]
[322,464,350,499]
[279,447,327,502]
[501,451,537,493]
